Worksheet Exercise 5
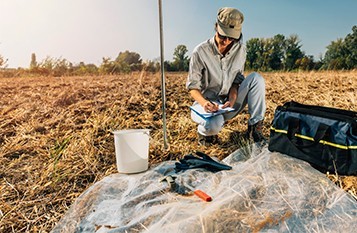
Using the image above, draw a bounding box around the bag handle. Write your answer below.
[287,117,330,148]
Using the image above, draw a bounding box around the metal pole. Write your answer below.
[158,0,168,149]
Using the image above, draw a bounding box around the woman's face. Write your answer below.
[215,32,234,54]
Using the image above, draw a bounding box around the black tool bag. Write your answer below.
[268,101,357,175]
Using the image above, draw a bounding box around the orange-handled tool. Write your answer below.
[184,182,212,202]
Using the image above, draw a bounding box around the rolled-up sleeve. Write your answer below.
[232,45,246,85]
[233,72,245,85]
[186,48,204,91]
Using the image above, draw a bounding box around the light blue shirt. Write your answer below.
[186,36,246,100]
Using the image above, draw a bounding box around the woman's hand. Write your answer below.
[223,83,239,109]
[203,100,219,113]
[222,101,233,109]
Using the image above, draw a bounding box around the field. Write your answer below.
[0,71,356,232]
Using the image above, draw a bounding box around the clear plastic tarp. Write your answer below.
[52,145,357,233]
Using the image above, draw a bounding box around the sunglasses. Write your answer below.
[217,32,235,41]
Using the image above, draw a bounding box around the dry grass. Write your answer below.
[0,70,356,232]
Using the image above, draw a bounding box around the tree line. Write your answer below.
[245,25,356,71]
[0,26,355,77]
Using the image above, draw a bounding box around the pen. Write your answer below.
[208,100,219,112]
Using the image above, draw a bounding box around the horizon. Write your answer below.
[1,0,356,68]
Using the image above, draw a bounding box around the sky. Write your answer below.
[0,0,356,68]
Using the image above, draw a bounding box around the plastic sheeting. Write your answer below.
[52,145,357,233]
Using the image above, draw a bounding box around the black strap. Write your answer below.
[283,101,357,124]
[287,117,330,148]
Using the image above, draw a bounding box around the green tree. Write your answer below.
[172,44,189,71]
[323,25,356,70]
[269,34,285,70]
[36,56,72,76]
[53,58,71,77]
[73,63,98,75]
[261,38,274,70]
[296,55,314,70]
[246,34,300,71]
[164,60,174,71]
[99,57,130,74]
[38,56,55,75]
[100,57,118,74]
[115,50,142,71]
[246,36,285,71]
[344,25,357,69]
[30,53,37,70]
[313,54,324,70]
[246,34,324,71]
[283,34,304,70]
[143,60,160,73]
[246,38,261,70]
[323,39,345,69]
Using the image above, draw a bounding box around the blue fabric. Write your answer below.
[272,110,353,146]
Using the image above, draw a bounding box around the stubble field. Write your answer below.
[0,71,356,232]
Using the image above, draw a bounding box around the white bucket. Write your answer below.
[113,129,150,174]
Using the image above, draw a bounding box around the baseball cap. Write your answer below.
[216,7,244,39]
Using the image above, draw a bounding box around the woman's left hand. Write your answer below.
[222,101,233,109]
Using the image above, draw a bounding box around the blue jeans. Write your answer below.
[191,72,266,136]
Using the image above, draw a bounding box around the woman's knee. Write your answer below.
[248,72,264,80]
[246,72,265,88]
[200,117,224,135]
